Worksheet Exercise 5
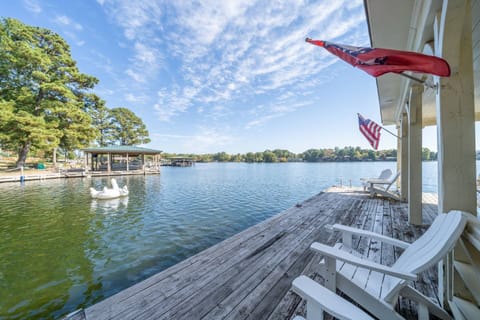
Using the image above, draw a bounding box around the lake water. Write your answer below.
[0,161,463,318]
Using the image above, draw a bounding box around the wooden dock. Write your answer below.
[67,187,441,320]
[0,169,160,183]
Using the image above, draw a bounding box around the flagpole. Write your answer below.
[399,72,436,89]
[380,126,400,139]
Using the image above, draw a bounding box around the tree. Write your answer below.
[108,107,150,145]
[302,149,321,162]
[422,147,431,161]
[263,150,277,162]
[0,18,99,167]
[245,152,255,163]
[254,152,264,162]
[84,95,115,147]
[213,152,230,162]
[272,149,294,162]
[57,94,99,155]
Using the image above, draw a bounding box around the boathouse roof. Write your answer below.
[82,145,162,155]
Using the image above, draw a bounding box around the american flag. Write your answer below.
[358,114,381,150]
[305,38,450,78]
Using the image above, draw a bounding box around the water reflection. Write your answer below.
[90,197,129,213]
[0,178,96,319]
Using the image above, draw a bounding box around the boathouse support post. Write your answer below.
[397,124,401,189]
[434,0,476,216]
[400,112,409,202]
[107,153,111,173]
[408,86,423,225]
[126,153,129,171]
[84,152,88,173]
[435,0,476,309]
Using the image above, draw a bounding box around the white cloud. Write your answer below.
[154,87,196,121]
[246,114,282,129]
[99,0,368,126]
[63,31,85,47]
[124,42,163,83]
[125,93,148,103]
[245,100,310,129]
[154,127,234,153]
[54,15,83,30]
[125,69,146,83]
[23,0,42,13]
[97,0,163,40]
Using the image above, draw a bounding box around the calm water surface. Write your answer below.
[0,161,447,318]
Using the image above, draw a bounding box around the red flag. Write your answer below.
[306,38,450,77]
[358,113,381,150]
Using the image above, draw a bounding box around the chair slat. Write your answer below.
[394,212,465,274]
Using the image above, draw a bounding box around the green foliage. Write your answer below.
[107,107,151,146]
[83,94,112,147]
[161,147,416,164]
[245,152,255,163]
[0,18,99,166]
[263,150,277,163]
[213,152,231,162]
[422,147,431,161]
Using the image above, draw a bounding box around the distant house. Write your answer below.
[81,146,162,173]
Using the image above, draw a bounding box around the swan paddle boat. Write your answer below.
[90,178,129,200]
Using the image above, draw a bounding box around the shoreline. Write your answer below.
[0,168,160,183]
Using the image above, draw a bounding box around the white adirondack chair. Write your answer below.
[360,169,392,191]
[311,211,467,320]
[291,275,374,320]
[368,171,401,201]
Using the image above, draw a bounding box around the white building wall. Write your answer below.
[473,0,480,109]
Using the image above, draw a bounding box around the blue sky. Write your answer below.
[2,0,445,154]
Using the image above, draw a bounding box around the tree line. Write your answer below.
[0,18,150,167]
[163,147,438,163]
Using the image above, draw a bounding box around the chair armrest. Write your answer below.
[311,242,417,281]
[292,276,374,320]
[332,224,410,249]
[365,178,390,185]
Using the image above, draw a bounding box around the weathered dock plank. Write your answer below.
[74,188,441,320]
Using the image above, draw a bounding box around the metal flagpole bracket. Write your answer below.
[381,126,401,140]
[400,72,437,90]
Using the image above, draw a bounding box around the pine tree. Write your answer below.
[0,18,99,167]
[108,107,151,146]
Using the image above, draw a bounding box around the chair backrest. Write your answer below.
[378,169,392,180]
[382,211,467,300]
[384,172,401,191]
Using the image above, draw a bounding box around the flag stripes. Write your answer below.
[358,114,381,149]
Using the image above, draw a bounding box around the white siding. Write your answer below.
[473,0,480,110]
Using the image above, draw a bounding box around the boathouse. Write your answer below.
[82,146,162,174]
[365,0,480,315]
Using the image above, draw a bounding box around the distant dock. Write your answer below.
[66,187,441,320]
[0,168,160,184]
[0,146,163,183]
[161,157,195,167]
